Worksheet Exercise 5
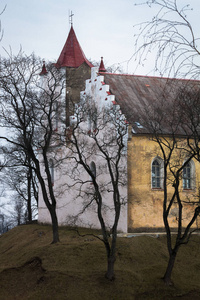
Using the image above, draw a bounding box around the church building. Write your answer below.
[38,24,200,233]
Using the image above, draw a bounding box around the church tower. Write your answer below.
[56,24,93,126]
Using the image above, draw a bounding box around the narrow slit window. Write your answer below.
[49,159,54,185]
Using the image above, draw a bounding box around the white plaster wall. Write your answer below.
[38,67,128,233]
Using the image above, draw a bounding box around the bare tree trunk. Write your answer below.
[27,168,32,222]
[105,254,116,280]
[50,207,60,244]
[163,251,177,285]
[37,168,60,244]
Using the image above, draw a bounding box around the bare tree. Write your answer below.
[137,80,200,285]
[0,213,10,234]
[0,52,66,243]
[131,0,200,285]
[133,0,200,78]
[0,4,6,43]
[65,96,128,280]
[13,197,25,226]
[0,146,38,222]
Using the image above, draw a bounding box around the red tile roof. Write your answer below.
[56,26,93,68]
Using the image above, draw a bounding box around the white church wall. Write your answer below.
[38,67,128,233]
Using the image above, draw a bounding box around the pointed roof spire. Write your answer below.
[56,25,93,68]
[99,57,106,72]
[40,60,48,75]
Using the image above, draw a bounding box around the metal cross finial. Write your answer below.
[69,10,74,26]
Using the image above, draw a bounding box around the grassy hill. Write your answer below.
[0,224,200,299]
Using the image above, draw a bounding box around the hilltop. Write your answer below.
[0,224,200,299]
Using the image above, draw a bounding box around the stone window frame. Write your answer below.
[182,159,195,190]
[151,156,164,189]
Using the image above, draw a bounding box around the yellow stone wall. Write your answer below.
[128,134,200,232]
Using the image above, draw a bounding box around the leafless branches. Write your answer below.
[138,80,200,285]
[133,0,200,78]
[0,52,66,243]
[64,96,128,280]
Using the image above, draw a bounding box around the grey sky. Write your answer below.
[0,0,200,74]
[0,0,199,74]
[0,0,160,74]
[0,0,199,213]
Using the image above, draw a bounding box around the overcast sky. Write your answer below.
[0,0,198,75]
[0,0,199,212]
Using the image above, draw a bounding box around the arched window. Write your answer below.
[49,159,54,185]
[183,161,195,190]
[152,158,163,189]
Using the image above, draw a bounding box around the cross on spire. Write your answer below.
[69,11,74,26]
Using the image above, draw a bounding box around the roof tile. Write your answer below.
[56,26,93,68]
[102,73,200,135]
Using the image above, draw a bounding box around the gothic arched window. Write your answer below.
[183,161,195,190]
[152,158,163,189]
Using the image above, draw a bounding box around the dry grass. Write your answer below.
[0,224,200,299]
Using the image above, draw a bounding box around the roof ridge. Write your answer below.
[100,72,200,82]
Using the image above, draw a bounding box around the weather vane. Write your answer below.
[69,10,74,26]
